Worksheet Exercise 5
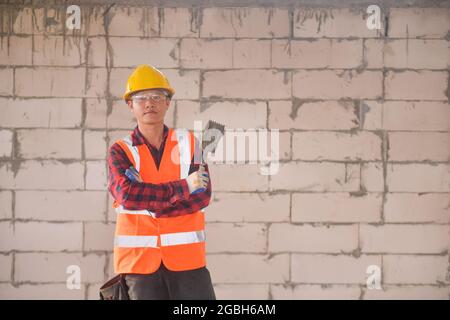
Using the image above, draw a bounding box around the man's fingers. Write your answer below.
[188,166,208,192]
[193,173,208,186]
[197,166,208,179]
[187,168,209,194]
[200,176,209,184]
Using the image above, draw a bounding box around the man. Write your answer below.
[107,64,216,300]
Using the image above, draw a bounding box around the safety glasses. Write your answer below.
[132,92,168,104]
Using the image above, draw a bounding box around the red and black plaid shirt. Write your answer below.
[107,125,211,218]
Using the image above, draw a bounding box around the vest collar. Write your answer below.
[131,125,169,147]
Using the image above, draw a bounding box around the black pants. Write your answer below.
[124,263,216,300]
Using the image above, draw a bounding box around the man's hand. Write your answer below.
[186,164,209,194]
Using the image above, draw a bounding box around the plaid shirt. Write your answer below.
[107,125,211,218]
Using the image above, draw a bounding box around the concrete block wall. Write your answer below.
[0,1,449,299]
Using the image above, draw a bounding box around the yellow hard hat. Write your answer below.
[123,65,175,101]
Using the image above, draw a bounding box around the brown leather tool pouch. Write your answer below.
[99,274,129,300]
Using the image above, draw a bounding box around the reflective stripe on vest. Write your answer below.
[116,203,204,216]
[122,135,141,171]
[174,129,191,179]
[174,129,205,212]
[115,231,206,248]
[114,235,158,248]
[160,230,206,247]
[115,204,156,218]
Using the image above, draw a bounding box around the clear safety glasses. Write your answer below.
[132,93,168,104]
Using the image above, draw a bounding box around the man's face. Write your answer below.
[127,89,171,125]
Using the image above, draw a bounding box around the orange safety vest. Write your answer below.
[112,128,206,274]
